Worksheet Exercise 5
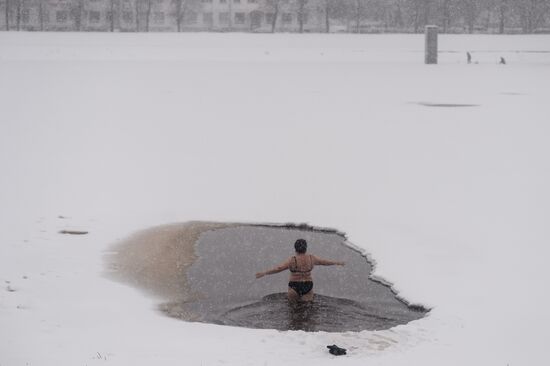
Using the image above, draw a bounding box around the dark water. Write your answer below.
[220,293,407,332]
[161,225,427,332]
[417,102,480,108]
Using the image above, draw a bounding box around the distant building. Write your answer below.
[0,0,327,33]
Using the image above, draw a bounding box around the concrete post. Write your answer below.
[425,25,438,64]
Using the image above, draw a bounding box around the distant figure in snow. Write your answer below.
[255,239,345,302]
[467,52,472,64]
[500,57,506,65]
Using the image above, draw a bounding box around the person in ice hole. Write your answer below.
[255,239,345,302]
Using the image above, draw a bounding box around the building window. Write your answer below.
[122,11,132,23]
[219,12,229,24]
[201,0,212,3]
[219,0,227,3]
[153,12,165,24]
[56,11,68,23]
[42,10,50,23]
[186,11,198,25]
[235,12,245,24]
[300,13,308,24]
[21,9,30,24]
[282,13,292,24]
[250,11,262,27]
[265,12,274,25]
[106,11,113,23]
[203,12,213,25]
[89,11,101,23]
[121,0,133,10]
[248,0,257,3]
[234,0,240,3]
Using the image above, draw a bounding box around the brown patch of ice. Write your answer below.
[104,221,234,302]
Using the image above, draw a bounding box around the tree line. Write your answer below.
[322,0,550,33]
[2,0,549,33]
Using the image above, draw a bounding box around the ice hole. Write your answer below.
[107,223,428,332]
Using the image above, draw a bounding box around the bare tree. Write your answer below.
[513,0,549,33]
[459,0,477,33]
[2,0,24,31]
[369,0,394,31]
[135,0,140,31]
[393,0,406,28]
[421,0,432,27]
[353,0,362,33]
[172,0,200,32]
[405,0,423,32]
[412,0,422,32]
[134,0,152,32]
[15,0,21,31]
[4,0,9,31]
[347,0,369,33]
[174,0,185,32]
[295,0,308,33]
[145,0,152,32]
[318,0,342,33]
[262,0,282,33]
[109,0,118,32]
[320,0,330,32]
[309,0,353,32]
[438,0,453,32]
[405,0,435,32]
[498,0,507,33]
[70,0,85,31]
[38,0,45,31]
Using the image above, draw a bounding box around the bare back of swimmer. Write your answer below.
[255,239,345,302]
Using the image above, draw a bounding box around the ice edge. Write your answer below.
[245,221,432,314]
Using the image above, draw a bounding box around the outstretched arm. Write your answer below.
[312,255,345,266]
[256,259,290,279]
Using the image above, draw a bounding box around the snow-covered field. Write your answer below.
[1,32,549,366]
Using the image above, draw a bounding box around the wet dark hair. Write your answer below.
[294,239,307,254]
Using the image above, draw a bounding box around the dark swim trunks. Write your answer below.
[288,281,313,296]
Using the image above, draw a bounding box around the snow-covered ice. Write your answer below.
[1,32,549,365]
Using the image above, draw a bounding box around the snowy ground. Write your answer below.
[1,33,549,366]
